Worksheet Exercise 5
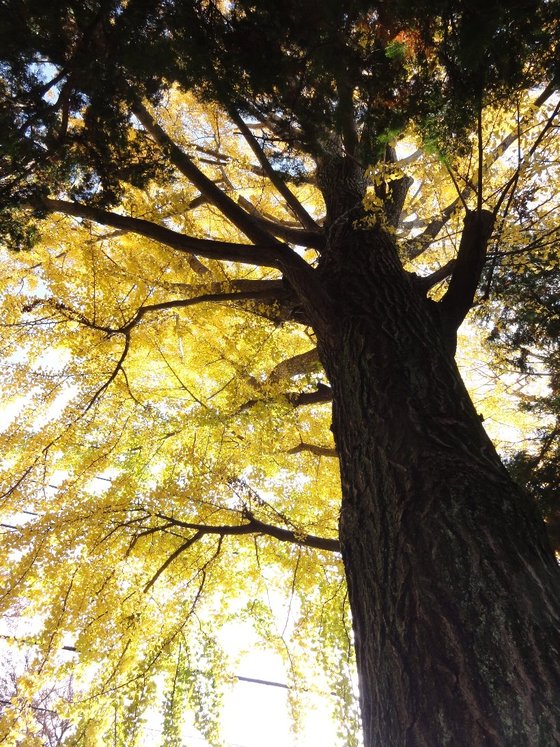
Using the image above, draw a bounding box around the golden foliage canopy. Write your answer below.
[1,81,559,744]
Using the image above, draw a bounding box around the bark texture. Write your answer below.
[314,208,560,746]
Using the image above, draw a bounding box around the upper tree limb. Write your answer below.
[439,209,495,331]
[132,100,286,247]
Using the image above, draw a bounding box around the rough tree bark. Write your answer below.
[311,160,560,746]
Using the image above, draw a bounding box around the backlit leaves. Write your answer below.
[0,5,559,740]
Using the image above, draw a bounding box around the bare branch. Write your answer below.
[406,198,463,259]
[83,334,131,414]
[488,81,557,165]
[144,531,203,592]
[416,259,457,293]
[126,505,340,592]
[237,196,324,248]
[116,281,290,334]
[396,148,422,167]
[237,382,332,414]
[287,384,332,407]
[407,83,557,258]
[494,94,560,216]
[29,280,293,337]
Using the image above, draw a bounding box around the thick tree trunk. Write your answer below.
[316,222,560,746]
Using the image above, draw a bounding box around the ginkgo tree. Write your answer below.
[1,2,560,745]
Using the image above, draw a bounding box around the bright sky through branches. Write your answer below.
[1,2,559,742]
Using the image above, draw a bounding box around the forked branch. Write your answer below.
[237,196,324,248]
[137,510,340,591]
[133,100,284,247]
[230,109,320,232]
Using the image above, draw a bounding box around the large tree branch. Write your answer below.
[374,146,414,228]
[268,348,321,383]
[30,280,291,335]
[384,175,414,228]
[439,210,495,331]
[226,295,310,326]
[34,197,286,269]
[35,197,334,335]
[406,197,463,259]
[287,442,338,458]
[151,511,340,553]
[236,382,332,415]
[335,69,360,158]
[416,259,457,293]
[287,383,332,407]
[117,507,339,592]
[124,280,286,326]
